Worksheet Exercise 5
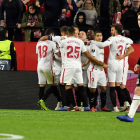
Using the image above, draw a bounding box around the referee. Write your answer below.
[0,27,17,71]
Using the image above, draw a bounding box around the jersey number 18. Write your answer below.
[38,45,48,58]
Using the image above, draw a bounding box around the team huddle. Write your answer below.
[36,24,134,112]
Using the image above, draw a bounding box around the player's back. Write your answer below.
[81,45,90,70]
[61,36,86,68]
[36,40,55,69]
[108,35,129,65]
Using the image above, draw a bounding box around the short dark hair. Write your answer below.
[138,12,140,16]
[67,26,75,35]
[115,24,123,34]
[72,24,79,30]
[45,28,54,35]
[111,24,116,28]
[60,26,68,33]
[94,30,102,35]
[0,27,8,40]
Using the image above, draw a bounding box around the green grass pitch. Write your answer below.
[0,109,140,140]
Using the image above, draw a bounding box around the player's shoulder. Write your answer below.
[107,36,114,41]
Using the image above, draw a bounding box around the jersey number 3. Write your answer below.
[67,46,80,59]
[38,45,48,58]
[116,45,123,56]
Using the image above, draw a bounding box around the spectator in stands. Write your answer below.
[21,3,44,42]
[0,0,23,41]
[96,0,121,41]
[74,0,97,28]
[75,12,93,32]
[75,0,96,9]
[22,0,44,14]
[121,0,140,43]
[121,0,131,13]
[38,0,68,28]
[60,0,77,26]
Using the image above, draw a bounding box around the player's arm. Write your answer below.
[53,42,61,58]
[38,36,49,42]
[10,42,17,71]
[84,51,107,68]
[91,40,111,48]
[116,45,134,60]
[82,59,90,67]
[56,51,61,57]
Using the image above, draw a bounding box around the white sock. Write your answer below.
[128,95,140,118]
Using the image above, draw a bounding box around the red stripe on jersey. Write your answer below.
[92,65,95,72]
[121,65,125,85]
[62,69,65,83]
[90,71,92,85]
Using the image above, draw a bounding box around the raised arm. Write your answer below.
[91,40,110,48]
[38,36,49,42]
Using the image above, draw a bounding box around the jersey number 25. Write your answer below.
[67,46,80,59]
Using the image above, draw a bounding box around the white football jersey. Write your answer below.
[88,44,104,71]
[50,36,67,69]
[36,41,58,69]
[60,36,87,68]
[81,45,90,70]
[124,44,131,66]
[92,35,133,66]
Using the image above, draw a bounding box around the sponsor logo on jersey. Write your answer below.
[91,49,95,52]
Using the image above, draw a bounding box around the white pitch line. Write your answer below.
[0,133,24,139]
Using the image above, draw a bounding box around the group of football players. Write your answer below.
[36,23,134,112]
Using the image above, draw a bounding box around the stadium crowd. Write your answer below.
[0,0,140,43]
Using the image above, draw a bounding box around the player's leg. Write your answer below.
[63,68,78,110]
[120,84,132,105]
[87,69,97,111]
[120,64,132,106]
[82,69,90,110]
[89,88,97,111]
[51,71,62,110]
[74,86,81,108]
[117,73,140,122]
[98,71,110,111]
[37,69,46,100]
[75,68,89,111]
[57,68,68,111]
[93,88,98,109]
[107,66,118,112]
[116,66,130,111]
[39,69,55,110]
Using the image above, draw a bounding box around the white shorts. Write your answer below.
[83,69,88,87]
[53,69,61,84]
[107,65,123,83]
[60,67,83,85]
[37,68,53,85]
[121,64,129,85]
[87,69,106,88]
